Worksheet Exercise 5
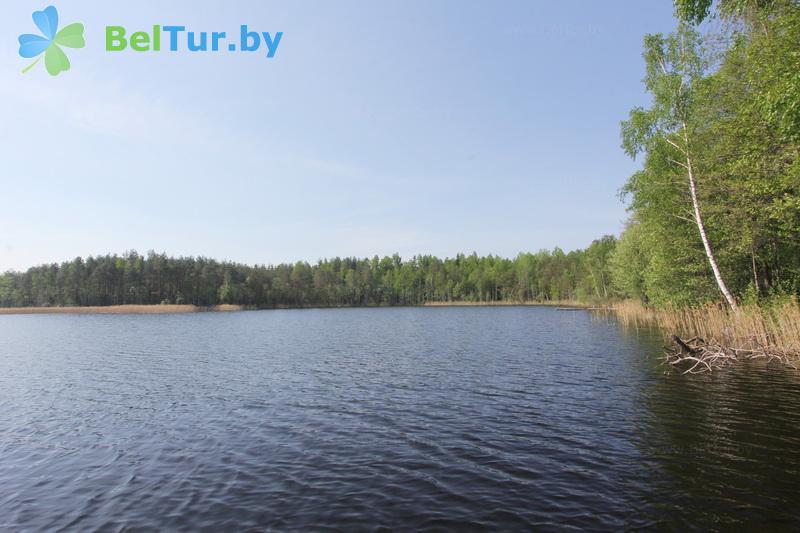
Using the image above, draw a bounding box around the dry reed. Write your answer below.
[607,299,800,371]
[422,300,596,308]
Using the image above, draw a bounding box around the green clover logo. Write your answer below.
[18,6,85,76]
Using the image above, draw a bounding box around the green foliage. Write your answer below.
[619,0,800,307]
[675,0,714,24]
[674,0,781,25]
[0,244,619,308]
[621,24,706,159]
[609,221,648,301]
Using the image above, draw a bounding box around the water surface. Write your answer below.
[1,307,798,530]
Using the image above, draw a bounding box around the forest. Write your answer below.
[616,0,800,308]
[0,243,617,308]
[1,0,798,311]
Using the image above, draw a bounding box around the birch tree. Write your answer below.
[621,25,739,310]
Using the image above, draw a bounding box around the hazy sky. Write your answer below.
[0,1,677,271]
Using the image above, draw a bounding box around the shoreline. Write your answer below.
[0,304,245,315]
[3,301,795,369]
[422,300,599,309]
[0,301,599,316]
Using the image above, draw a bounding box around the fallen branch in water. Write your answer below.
[664,335,798,374]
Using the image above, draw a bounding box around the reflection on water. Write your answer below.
[0,307,798,530]
[636,356,800,528]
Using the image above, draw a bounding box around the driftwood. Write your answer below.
[671,334,695,354]
[664,335,797,374]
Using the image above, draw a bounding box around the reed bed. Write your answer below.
[607,299,800,371]
[422,300,595,308]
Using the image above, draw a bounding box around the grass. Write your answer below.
[0,304,243,315]
[608,298,800,359]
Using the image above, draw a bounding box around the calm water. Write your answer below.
[1,307,799,531]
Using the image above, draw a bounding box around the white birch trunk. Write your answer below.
[683,125,739,310]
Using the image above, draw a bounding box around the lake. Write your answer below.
[1,307,799,530]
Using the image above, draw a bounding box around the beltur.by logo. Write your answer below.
[17,6,284,78]
[18,5,85,76]
[105,25,282,57]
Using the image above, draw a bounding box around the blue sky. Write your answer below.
[0,1,677,272]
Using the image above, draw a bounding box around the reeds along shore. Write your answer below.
[609,299,800,361]
[0,300,594,315]
[421,300,593,308]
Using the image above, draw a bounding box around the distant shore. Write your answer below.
[0,301,599,316]
[422,300,594,308]
[0,304,244,315]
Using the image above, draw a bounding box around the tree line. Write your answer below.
[0,240,617,308]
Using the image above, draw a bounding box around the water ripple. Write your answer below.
[0,307,799,530]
